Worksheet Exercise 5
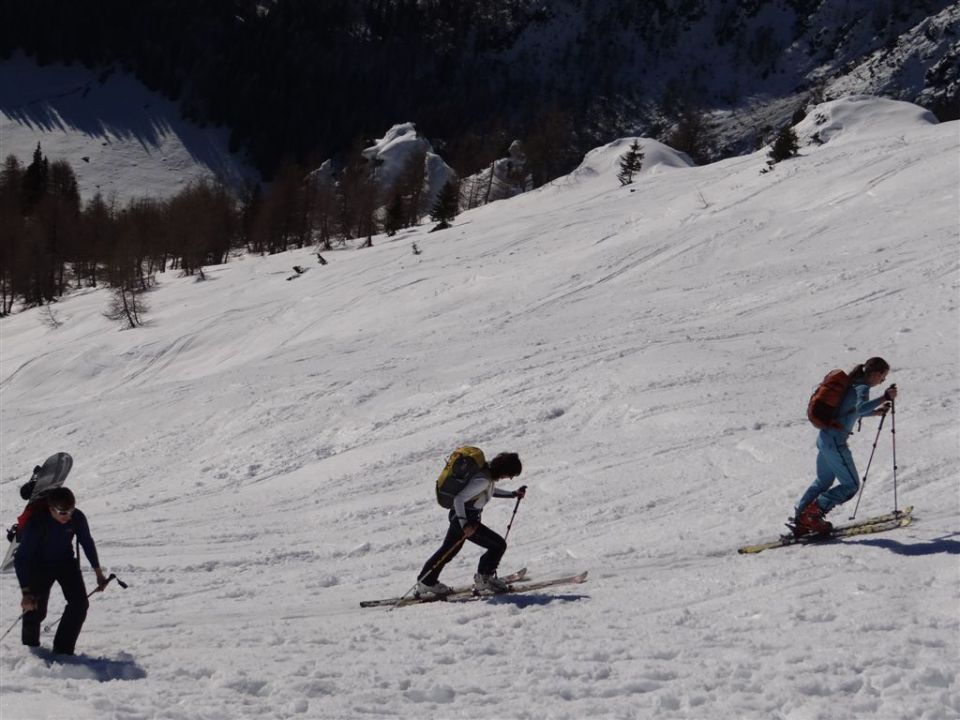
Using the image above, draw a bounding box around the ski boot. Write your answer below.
[793,501,833,537]
[415,580,453,599]
[473,573,510,594]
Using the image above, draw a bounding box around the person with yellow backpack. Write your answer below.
[415,447,524,598]
[793,357,897,536]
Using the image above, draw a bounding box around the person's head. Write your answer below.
[488,452,522,480]
[47,487,76,524]
[854,356,890,387]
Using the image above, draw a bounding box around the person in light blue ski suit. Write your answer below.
[794,357,897,535]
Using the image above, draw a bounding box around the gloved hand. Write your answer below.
[95,569,110,592]
[515,485,527,499]
[21,591,37,612]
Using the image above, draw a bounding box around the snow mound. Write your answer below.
[795,95,939,146]
[568,137,694,184]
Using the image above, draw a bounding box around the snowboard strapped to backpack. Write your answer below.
[2,452,73,572]
[807,369,852,430]
[436,446,488,508]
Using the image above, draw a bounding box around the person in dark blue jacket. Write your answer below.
[794,357,897,535]
[14,487,108,655]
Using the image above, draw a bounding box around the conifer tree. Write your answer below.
[0,155,25,314]
[21,143,49,215]
[664,105,712,166]
[42,159,81,298]
[396,148,427,226]
[767,126,800,165]
[385,191,405,236]
[617,140,644,186]
[429,179,460,228]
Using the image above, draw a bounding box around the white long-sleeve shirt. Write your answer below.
[451,471,514,528]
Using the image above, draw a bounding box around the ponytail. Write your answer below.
[849,356,890,382]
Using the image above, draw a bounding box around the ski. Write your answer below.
[359,568,530,609]
[738,506,913,554]
[445,570,589,604]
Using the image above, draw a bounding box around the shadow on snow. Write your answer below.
[850,536,960,556]
[30,648,146,682]
[482,593,588,608]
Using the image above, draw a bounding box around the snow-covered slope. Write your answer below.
[0,53,258,202]
[0,97,957,719]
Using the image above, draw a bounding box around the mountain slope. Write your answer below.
[0,53,257,202]
[4,1,957,176]
[0,97,957,719]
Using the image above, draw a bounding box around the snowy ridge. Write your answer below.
[0,97,957,719]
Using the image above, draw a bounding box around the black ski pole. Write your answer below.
[849,409,888,520]
[503,488,526,543]
[0,612,26,642]
[891,398,898,511]
[43,573,128,633]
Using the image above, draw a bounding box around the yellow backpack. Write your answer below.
[435,446,488,508]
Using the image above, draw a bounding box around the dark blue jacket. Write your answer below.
[14,508,100,589]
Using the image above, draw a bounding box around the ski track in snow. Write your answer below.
[1,97,958,719]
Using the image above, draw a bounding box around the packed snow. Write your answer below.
[1,97,958,720]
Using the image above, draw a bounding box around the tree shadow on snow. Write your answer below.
[0,62,249,189]
[30,648,146,682]
[850,536,960,556]
[483,593,588,608]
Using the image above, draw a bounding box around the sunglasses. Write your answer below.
[51,506,74,517]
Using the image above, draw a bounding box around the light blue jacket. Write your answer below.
[823,382,888,439]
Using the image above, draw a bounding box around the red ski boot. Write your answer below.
[795,501,833,537]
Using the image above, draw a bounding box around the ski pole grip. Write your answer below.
[107,573,130,589]
[96,573,129,593]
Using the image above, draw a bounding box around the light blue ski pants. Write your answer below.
[796,433,860,514]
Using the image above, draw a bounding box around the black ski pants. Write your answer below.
[22,561,89,654]
[420,512,506,585]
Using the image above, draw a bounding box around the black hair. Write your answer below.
[47,487,76,510]
[488,452,522,479]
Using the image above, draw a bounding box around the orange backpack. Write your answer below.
[807,369,851,430]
